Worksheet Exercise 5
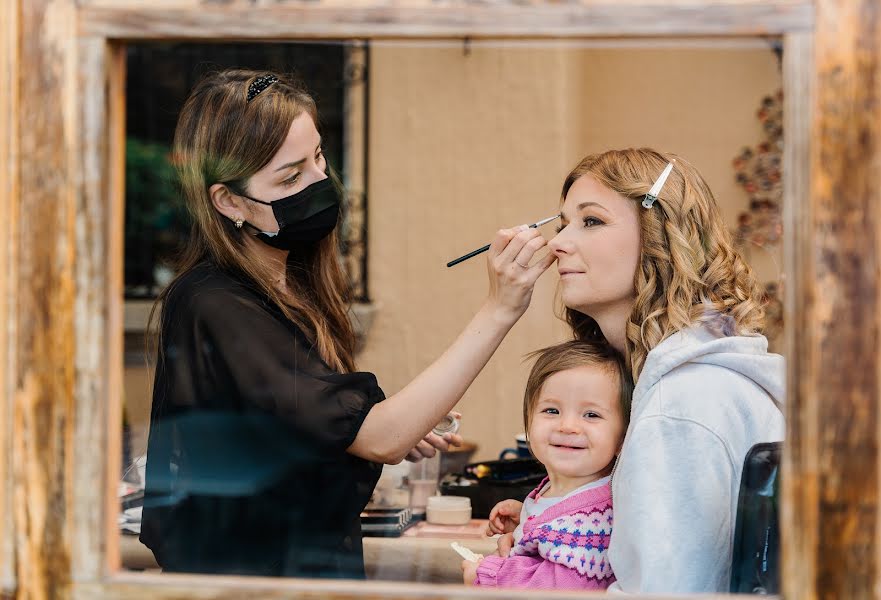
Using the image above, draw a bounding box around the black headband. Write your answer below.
[247,75,279,102]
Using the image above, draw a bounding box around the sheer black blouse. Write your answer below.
[139,262,384,578]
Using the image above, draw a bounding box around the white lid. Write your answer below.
[426,495,471,509]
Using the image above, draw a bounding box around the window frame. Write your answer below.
[5,0,877,598]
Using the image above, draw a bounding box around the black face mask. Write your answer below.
[241,177,341,249]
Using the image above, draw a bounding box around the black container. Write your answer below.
[439,457,547,519]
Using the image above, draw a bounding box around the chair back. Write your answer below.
[729,441,782,594]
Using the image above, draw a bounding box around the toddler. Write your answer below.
[462,340,632,590]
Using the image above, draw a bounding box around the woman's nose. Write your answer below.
[548,229,569,256]
[303,159,328,186]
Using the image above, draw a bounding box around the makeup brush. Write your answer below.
[446,214,560,268]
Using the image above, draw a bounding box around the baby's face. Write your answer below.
[528,365,625,485]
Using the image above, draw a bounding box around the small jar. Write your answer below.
[426,495,472,525]
[433,413,460,436]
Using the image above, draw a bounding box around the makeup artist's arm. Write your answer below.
[347,225,556,464]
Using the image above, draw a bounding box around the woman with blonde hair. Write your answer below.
[545,148,784,592]
[139,69,555,578]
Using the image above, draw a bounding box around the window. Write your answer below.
[123,41,368,301]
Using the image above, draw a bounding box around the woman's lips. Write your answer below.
[558,268,584,278]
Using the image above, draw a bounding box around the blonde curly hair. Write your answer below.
[561,148,765,381]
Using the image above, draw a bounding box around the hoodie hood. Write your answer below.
[632,324,785,412]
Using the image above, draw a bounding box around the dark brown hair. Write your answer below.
[150,68,355,372]
[523,340,633,434]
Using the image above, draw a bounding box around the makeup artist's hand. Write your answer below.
[403,431,464,462]
[403,412,463,462]
[485,225,556,323]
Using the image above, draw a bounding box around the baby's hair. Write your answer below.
[523,340,633,434]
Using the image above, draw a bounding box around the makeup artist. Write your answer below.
[139,69,556,579]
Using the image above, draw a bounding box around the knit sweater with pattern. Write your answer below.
[475,477,615,590]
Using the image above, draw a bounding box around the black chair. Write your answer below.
[729,441,782,594]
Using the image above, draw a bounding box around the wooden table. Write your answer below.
[119,520,497,584]
[366,520,497,583]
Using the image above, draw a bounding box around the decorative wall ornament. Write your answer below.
[732,89,784,341]
[761,281,784,341]
[732,89,783,249]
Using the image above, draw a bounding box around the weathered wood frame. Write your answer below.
[2,0,878,598]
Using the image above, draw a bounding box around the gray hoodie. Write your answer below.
[607,324,785,593]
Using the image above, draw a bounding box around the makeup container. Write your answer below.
[426,495,472,525]
[409,413,462,515]
[433,413,460,437]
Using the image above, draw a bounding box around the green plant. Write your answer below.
[125,138,189,296]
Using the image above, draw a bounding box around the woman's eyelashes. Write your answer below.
[555,216,606,233]
[280,149,325,187]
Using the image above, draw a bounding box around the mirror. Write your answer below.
[118,37,784,592]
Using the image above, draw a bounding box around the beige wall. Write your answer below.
[568,45,783,299]
[359,41,782,462]
[122,41,783,466]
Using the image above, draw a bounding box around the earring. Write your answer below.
[234,218,244,229]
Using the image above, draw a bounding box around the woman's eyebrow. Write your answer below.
[274,158,305,173]
[561,201,607,221]
[273,139,323,173]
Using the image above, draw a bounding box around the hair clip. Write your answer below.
[247,75,279,102]
[642,160,676,209]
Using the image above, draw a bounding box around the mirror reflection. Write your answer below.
[119,39,784,595]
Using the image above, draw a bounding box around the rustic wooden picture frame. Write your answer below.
[3,0,878,598]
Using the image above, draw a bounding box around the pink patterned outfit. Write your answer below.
[475,476,615,590]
